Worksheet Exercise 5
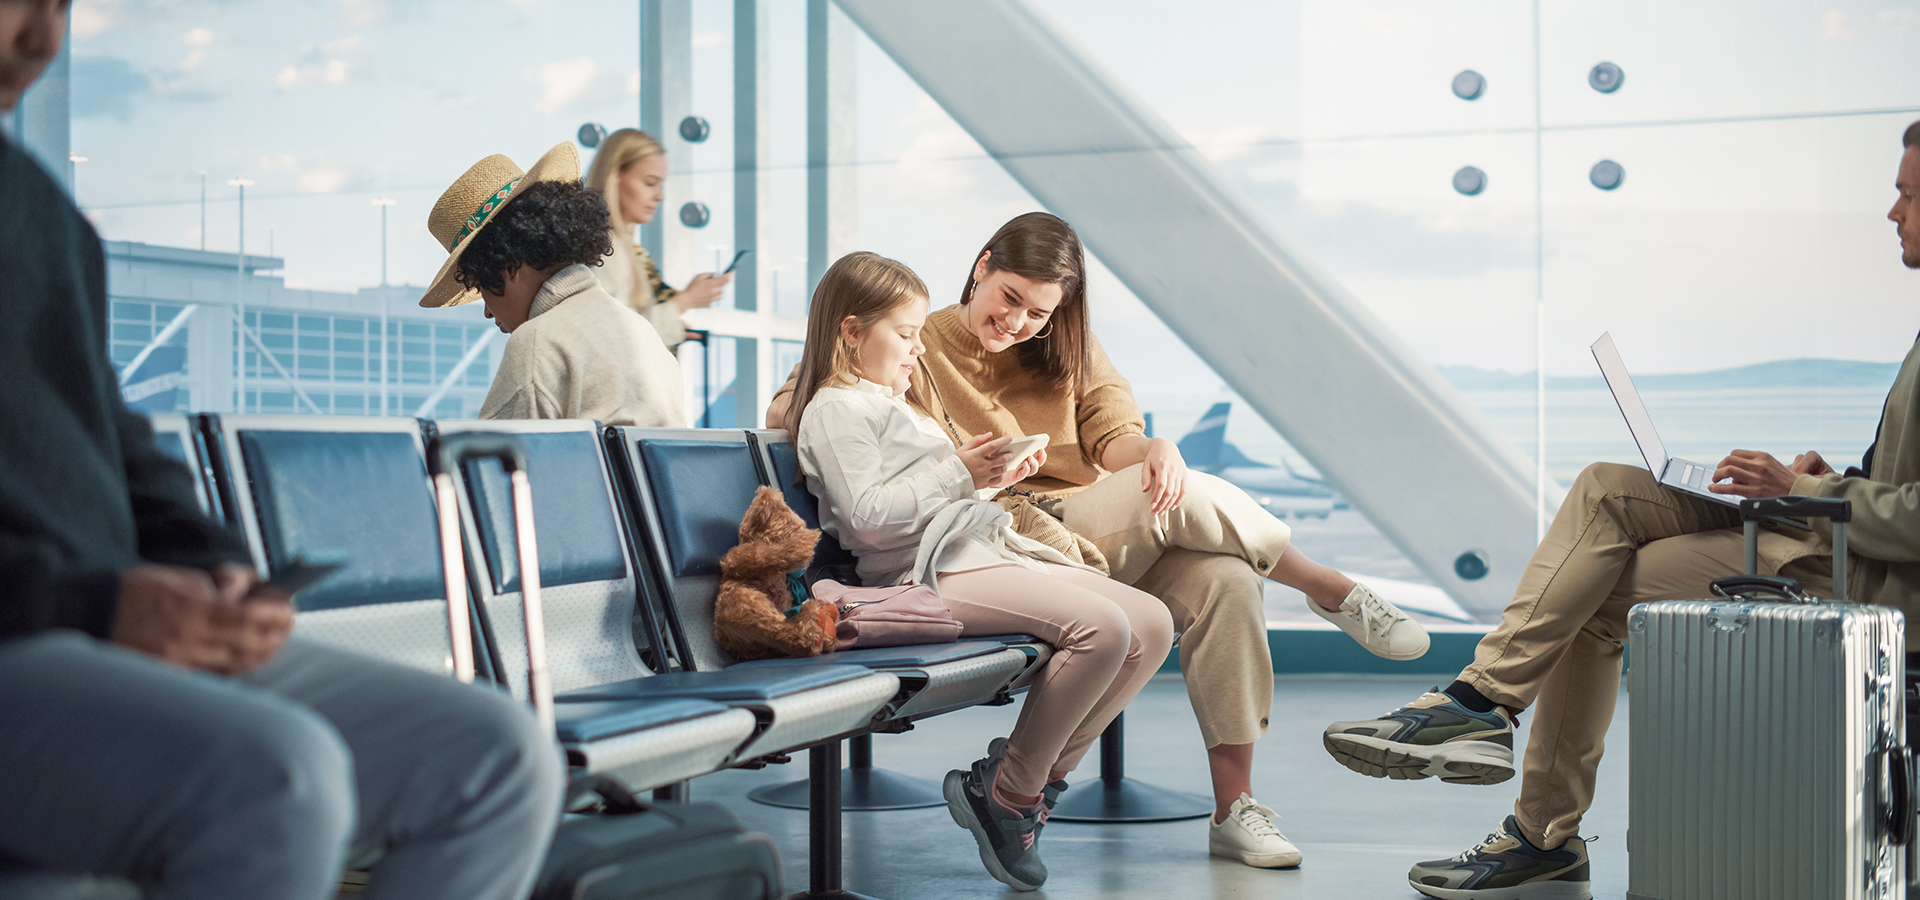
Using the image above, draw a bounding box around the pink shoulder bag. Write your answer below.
[809,580,963,651]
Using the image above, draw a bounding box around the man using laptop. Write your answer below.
[1317,119,1920,900]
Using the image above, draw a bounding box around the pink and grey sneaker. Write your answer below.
[944,747,1048,891]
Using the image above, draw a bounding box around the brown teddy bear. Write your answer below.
[714,486,840,662]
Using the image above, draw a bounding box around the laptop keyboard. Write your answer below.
[1678,462,1710,490]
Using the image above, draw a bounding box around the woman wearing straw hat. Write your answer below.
[583,128,730,349]
[422,142,688,427]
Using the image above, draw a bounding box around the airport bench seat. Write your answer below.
[435,419,898,775]
[203,415,775,792]
[612,427,1032,721]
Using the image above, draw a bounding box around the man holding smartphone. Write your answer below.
[0,3,562,898]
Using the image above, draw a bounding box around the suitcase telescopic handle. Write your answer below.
[1737,496,1850,602]
[427,433,553,735]
[1708,575,1818,605]
[1739,496,1852,523]
[1889,745,1916,847]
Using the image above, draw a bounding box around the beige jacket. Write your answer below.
[593,232,688,348]
[479,265,688,427]
[1794,336,1920,642]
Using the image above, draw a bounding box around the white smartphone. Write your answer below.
[996,433,1050,470]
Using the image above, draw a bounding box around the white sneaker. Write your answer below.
[1209,793,1303,868]
[1310,583,1430,660]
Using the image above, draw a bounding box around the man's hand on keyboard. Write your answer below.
[1711,449,1797,498]
[1790,451,1834,477]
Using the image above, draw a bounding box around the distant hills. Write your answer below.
[1437,359,1903,392]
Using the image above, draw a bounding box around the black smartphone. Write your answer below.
[254,555,345,598]
[721,249,751,275]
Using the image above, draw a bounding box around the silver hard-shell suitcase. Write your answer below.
[1627,496,1916,900]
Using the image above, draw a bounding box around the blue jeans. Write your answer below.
[0,633,564,900]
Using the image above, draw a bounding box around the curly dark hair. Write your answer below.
[454,180,614,296]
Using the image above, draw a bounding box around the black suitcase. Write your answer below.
[429,435,784,900]
[534,776,782,900]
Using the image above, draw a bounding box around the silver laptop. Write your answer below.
[1591,332,1742,507]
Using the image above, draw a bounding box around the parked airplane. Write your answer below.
[1175,402,1346,519]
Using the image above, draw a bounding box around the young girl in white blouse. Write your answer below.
[791,252,1174,892]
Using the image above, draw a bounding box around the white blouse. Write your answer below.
[795,377,1055,587]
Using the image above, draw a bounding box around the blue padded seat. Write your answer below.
[238,430,443,612]
[560,664,877,704]
[639,439,761,578]
[764,438,859,570]
[732,640,1017,671]
[552,698,734,744]
[464,430,627,593]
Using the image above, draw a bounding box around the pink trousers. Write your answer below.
[937,563,1175,796]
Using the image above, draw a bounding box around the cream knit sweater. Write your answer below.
[478,264,688,427]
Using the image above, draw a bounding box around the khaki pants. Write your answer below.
[940,564,1175,796]
[1461,462,1831,848]
[1056,465,1290,748]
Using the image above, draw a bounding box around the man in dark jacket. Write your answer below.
[0,3,562,898]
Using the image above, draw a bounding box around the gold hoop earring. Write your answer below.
[965,281,976,304]
[1032,321,1054,340]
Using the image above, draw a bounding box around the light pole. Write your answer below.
[229,177,254,413]
[372,196,395,415]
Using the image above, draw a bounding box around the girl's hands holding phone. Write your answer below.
[958,433,1042,490]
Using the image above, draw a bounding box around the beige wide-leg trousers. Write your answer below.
[1460,462,1831,848]
[1055,465,1293,748]
[940,564,1175,796]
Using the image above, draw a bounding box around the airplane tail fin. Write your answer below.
[121,346,189,414]
[1177,402,1232,469]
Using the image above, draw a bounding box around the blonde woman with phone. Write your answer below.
[582,128,730,349]
[790,252,1172,892]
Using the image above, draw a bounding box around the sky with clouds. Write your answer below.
[65,0,1920,404]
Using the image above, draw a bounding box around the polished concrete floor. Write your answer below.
[692,673,1631,899]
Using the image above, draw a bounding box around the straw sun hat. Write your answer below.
[420,142,582,308]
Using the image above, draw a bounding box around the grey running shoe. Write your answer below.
[1408,816,1591,899]
[945,750,1048,891]
[1323,690,1516,784]
[983,737,1067,837]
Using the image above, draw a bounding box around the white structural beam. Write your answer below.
[807,0,858,296]
[837,0,1550,619]
[639,0,693,279]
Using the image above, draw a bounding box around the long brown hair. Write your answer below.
[787,251,930,439]
[959,212,1089,389]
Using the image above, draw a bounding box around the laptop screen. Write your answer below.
[1590,333,1667,475]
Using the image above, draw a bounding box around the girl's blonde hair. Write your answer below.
[788,251,930,439]
[583,128,666,233]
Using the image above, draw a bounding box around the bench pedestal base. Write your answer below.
[1045,713,1213,824]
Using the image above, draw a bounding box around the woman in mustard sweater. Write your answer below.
[771,212,1429,867]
